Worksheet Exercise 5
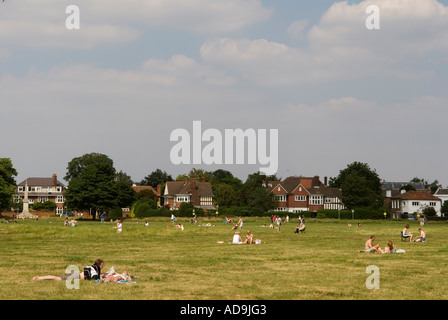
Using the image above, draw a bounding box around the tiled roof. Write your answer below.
[132,185,160,197]
[434,188,448,195]
[165,180,213,196]
[266,176,334,196]
[392,190,441,201]
[18,177,65,187]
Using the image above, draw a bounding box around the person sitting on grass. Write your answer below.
[403,224,413,242]
[384,241,396,254]
[413,228,426,242]
[364,235,383,253]
[244,230,254,244]
[295,222,306,233]
[232,231,243,244]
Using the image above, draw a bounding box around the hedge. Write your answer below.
[316,208,388,219]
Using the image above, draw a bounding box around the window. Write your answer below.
[310,195,323,205]
[275,195,286,202]
[175,195,190,202]
[56,207,63,214]
[38,196,48,203]
[412,202,419,207]
[56,196,64,203]
[295,196,306,202]
[429,202,437,207]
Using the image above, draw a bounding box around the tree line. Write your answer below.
[1,155,446,217]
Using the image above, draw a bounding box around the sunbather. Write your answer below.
[100,271,132,283]
[413,228,426,242]
[364,235,383,253]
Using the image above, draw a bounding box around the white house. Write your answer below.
[391,190,442,217]
[434,188,448,214]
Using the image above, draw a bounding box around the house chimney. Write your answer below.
[52,174,57,186]
[324,176,328,186]
[157,184,161,196]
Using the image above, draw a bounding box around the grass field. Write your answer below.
[1,216,447,300]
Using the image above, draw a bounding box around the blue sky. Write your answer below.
[1,0,448,187]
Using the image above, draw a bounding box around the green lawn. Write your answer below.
[1,216,447,300]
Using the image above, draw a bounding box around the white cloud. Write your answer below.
[200,0,448,87]
[0,0,272,48]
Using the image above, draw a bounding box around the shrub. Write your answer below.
[109,207,123,220]
[135,203,152,218]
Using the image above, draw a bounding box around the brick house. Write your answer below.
[163,178,214,210]
[264,176,345,213]
[14,174,66,215]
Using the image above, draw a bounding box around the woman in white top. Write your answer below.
[232,232,243,244]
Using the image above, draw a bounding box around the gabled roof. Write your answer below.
[132,185,160,197]
[434,188,448,196]
[165,179,213,196]
[392,190,441,201]
[266,176,337,196]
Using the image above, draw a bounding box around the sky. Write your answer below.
[1,0,447,186]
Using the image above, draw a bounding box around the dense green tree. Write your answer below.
[330,162,383,209]
[0,158,18,212]
[64,153,118,215]
[115,181,137,208]
[116,170,134,186]
[213,183,239,207]
[441,201,448,216]
[210,169,234,184]
[241,172,277,211]
[139,169,172,188]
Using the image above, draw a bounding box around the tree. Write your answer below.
[0,158,18,212]
[210,169,234,184]
[115,181,136,208]
[64,153,118,216]
[241,172,277,211]
[410,177,440,193]
[213,183,239,207]
[188,168,212,181]
[116,170,134,186]
[441,201,448,216]
[139,169,172,188]
[330,162,383,209]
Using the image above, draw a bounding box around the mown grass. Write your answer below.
[0,216,447,300]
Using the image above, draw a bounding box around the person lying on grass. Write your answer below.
[100,271,133,283]
[32,259,104,281]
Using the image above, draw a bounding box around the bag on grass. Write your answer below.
[84,264,101,280]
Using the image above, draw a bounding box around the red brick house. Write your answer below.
[14,174,66,215]
[163,178,214,210]
[264,176,345,213]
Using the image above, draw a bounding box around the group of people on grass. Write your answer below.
[232,230,261,245]
[364,224,427,253]
[402,224,426,242]
[32,259,134,283]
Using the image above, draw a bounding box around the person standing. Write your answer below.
[117,219,122,233]
[276,216,282,231]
